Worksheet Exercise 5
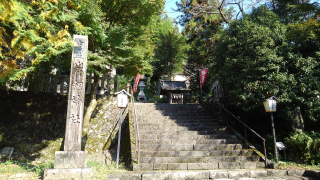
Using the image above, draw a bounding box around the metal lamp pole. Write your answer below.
[270,112,279,163]
[199,70,202,104]
[264,96,279,164]
[116,107,123,169]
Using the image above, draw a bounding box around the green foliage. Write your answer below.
[151,30,187,78]
[0,0,164,86]
[117,75,134,92]
[265,133,282,161]
[0,160,53,176]
[176,0,225,101]
[279,160,320,170]
[149,15,187,80]
[267,0,319,24]
[0,0,77,83]
[213,5,320,121]
[25,161,54,176]
[285,131,320,165]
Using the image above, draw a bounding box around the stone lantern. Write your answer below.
[137,75,148,101]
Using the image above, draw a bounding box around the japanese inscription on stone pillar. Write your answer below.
[64,35,88,151]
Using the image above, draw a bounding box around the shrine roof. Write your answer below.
[160,81,189,91]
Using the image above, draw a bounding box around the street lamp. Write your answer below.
[263,96,279,163]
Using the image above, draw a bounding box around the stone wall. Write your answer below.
[0,91,130,163]
[84,96,129,153]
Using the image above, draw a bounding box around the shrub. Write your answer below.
[285,131,320,165]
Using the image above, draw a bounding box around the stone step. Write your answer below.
[140,150,255,157]
[133,103,267,174]
[135,104,207,108]
[139,128,228,135]
[108,169,317,179]
[140,156,261,163]
[137,114,217,120]
[139,123,227,131]
[140,133,238,140]
[138,118,219,123]
[138,121,224,127]
[132,162,266,171]
[203,156,261,163]
[135,103,208,109]
[140,139,242,145]
[139,144,245,151]
[137,110,213,114]
[137,112,213,117]
[136,108,210,112]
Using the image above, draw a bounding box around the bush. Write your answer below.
[265,134,282,161]
[285,131,320,165]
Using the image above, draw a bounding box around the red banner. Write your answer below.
[133,74,140,93]
[200,69,208,89]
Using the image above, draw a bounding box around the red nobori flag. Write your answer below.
[133,74,141,93]
[200,69,208,89]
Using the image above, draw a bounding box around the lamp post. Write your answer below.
[114,89,131,168]
[263,96,278,163]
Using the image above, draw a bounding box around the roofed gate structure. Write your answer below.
[160,80,190,104]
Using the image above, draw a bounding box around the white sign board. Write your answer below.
[276,142,287,150]
[117,94,128,108]
[263,99,276,112]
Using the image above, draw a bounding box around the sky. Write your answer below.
[164,0,183,32]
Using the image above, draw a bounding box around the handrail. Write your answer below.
[130,85,140,164]
[202,91,268,167]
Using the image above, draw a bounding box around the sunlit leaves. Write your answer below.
[0,0,78,82]
[213,5,320,120]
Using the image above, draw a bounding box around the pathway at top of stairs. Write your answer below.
[133,103,265,171]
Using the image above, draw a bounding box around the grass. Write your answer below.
[0,159,128,179]
[0,160,27,174]
[278,160,320,170]
[0,159,52,179]
[87,160,127,179]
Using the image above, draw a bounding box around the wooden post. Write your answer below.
[114,75,118,94]
[53,76,58,94]
[107,77,111,95]
[101,77,105,95]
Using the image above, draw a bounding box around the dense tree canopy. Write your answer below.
[0,0,163,85]
[176,0,226,102]
[213,5,320,122]
[150,16,187,80]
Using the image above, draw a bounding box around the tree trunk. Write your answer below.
[286,106,304,132]
[81,73,99,150]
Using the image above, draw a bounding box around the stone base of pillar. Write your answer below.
[44,167,93,180]
[43,151,93,179]
[54,151,87,169]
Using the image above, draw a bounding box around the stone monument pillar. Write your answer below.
[44,35,93,179]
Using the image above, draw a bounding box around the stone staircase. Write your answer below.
[133,103,265,171]
[105,169,318,180]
